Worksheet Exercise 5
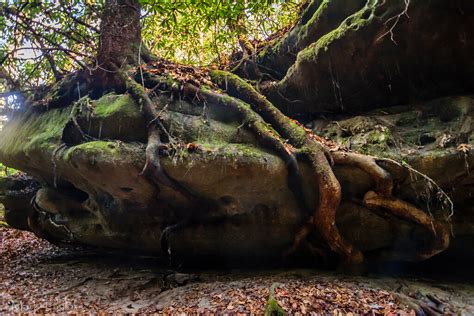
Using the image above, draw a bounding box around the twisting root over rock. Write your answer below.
[124,75,199,204]
[332,152,393,196]
[180,83,310,215]
[209,70,363,264]
[127,67,450,264]
[207,70,449,264]
[123,74,202,255]
[363,192,449,261]
[332,151,450,261]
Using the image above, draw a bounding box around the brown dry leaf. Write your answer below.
[0,226,434,314]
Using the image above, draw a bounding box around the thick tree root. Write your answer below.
[124,74,203,255]
[364,191,449,261]
[159,216,191,257]
[208,71,363,264]
[181,83,311,215]
[308,146,364,264]
[332,151,449,261]
[125,76,199,203]
[332,151,393,196]
[126,68,449,264]
[207,70,449,264]
[283,144,364,264]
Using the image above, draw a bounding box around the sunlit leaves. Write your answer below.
[0,0,301,93]
[140,1,301,66]
[0,1,101,90]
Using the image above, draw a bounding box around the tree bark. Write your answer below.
[96,0,141,74]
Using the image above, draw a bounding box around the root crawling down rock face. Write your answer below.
[122,68,451,264]
[0,64,454,266]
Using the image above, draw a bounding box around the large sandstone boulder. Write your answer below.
[1,0,473,265]
[0,92,470,263]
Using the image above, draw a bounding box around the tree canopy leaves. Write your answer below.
[0,0,302,94]
[140,0,302,66]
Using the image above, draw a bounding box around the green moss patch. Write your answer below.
[0,107,70,158]
[94,94,138,119]
[63,141,125,162]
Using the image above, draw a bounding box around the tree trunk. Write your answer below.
[97,0,141,69]
[94,0,141,91]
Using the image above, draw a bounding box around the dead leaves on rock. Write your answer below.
[143,59,215,88]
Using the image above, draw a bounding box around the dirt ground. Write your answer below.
[1,224,474,314]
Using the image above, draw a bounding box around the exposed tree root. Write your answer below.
[207,71,363,264]
[123,74,205,255]
[364,191,449,261]
[17,63,452,264]
[381,157,455,219]
[181,83,310,214]
[125,75,200,204]
[307,146,364,264]
[331,152,393,196]
[57,66,449,264]
[205,70,449,264]
[124,71,312,255]
[35,276,93,297]
[159,217,191,256]
[333,151,450,261]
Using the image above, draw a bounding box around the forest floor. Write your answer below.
[1,221,474,314]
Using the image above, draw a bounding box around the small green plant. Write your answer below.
[264,283,286,316]
[0,163,17,177]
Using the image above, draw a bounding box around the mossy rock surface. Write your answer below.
[263,0,474,115]
[318,95,474,258]
[0,90,442,261]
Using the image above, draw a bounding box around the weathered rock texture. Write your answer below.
[260,0,474,116]
[318,95,474,259]
[1,0,473,264]
[0,92,471,263]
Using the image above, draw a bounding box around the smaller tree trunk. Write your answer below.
[97,0,141,70]
[93,0,142,94]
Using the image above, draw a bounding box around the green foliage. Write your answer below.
[0,1,102,90]
[140,0,302,66]
[0,163,17,176]
[0,0,301,95]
